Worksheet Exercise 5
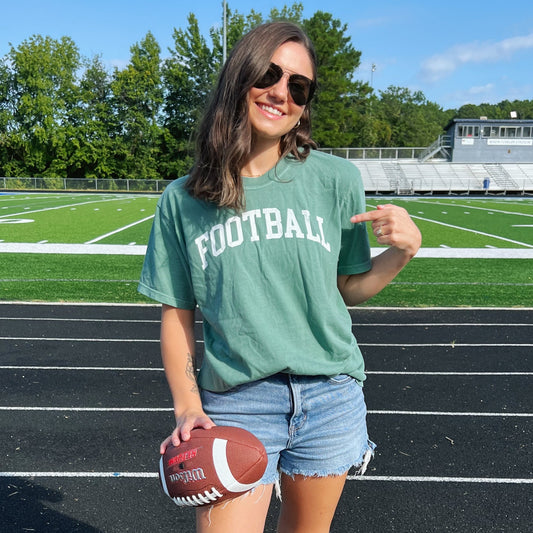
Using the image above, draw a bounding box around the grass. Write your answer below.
[0,254,145,303]
[1,255,531,306]
[0,193,157,243]
[366,258,533,307]
[1,192,532,306]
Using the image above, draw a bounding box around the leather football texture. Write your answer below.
[159,426,268,507]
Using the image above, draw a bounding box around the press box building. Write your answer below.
[337,117,533,194]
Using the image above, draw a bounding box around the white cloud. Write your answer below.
[466,83,495,96]
[419,33,533,82]
[445,83,496,107]
[443,81,533,109]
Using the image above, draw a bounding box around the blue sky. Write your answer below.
[1,0,532,110]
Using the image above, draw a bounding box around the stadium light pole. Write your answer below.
[223,0,227,63]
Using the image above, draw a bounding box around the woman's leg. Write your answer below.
[277,472,348,533]
[196,484,274,533]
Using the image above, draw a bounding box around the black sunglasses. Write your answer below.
[254,62,316,106]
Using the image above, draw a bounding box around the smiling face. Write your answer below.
[247,40,314,150]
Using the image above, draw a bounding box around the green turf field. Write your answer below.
[1,192,532,306]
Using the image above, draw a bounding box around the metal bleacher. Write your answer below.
[319,144,533,195]
[354,160,533,195]
[321,118,533,195]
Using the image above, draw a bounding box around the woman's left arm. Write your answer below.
[337,204,422,306]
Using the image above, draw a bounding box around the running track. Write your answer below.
[1,303,531,532]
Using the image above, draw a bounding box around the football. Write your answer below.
[159,426,268,507]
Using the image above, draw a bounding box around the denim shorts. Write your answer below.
[200,373,376,485]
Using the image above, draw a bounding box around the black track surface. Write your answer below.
[1,303,531,532]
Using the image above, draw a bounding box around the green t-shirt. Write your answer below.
[138,150,371,392]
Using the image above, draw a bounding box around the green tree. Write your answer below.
[0,59,12,173]
[375,86,450,147]
[67,55,117,179]
[161,14,215,177]
[456,103,485,119]
[350,92,393,147]
[456,100,533,121]
[303,11,367,147]
[111,31,163,180]
[3,35,81,177]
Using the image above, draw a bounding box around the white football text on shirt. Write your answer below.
[194,207,331,270]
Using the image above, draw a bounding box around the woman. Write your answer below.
[139,21,421,533]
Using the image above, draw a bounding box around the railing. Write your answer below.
[359,176,533,195]
[482,164,519,189]
[417,135,452,162]
[318,147,427,160]
[0,177,173,193]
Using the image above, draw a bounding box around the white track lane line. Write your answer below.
[0,407,531,416]
[1,366,532,377]
[3,337,532,348]
[0,472,531,484]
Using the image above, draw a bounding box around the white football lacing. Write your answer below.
[172,487,224,507]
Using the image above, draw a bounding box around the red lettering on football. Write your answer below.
[159,426,268,507]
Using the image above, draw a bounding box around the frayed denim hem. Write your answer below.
[271,440,376,500]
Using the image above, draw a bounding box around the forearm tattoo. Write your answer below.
[185,352,200,395]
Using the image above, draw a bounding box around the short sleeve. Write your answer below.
[337,164,372,275]
[137,196,196,309]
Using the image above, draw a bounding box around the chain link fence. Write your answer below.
[0,177,173,193]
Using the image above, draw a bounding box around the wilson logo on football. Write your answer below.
[169,468,207,484]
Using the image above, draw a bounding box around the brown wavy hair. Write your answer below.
[185,21,317,210]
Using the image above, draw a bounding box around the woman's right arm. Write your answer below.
[159,304,215,453]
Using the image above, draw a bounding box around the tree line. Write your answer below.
[1,3,533,181]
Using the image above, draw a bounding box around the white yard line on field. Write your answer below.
[407,199,533,218]
[1,244,533,257]
[0,198,124,218]
[84,215,155,244]
[366,201,533,248]
[373,247,533,258]
[0,243,147,254]
[408,215,533,248]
